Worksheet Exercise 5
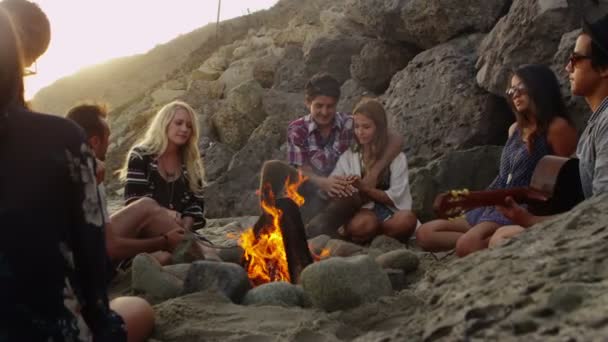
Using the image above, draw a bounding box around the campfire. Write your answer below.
[238,172,312,287]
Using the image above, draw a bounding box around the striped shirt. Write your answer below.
[577,96,608,198]
[124,146,206,229]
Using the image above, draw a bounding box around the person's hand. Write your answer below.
[322,176,357,198]
[352,176,373,194]
[359,169,379,191]
[163,228,186,251]
[95,159,105,185]
[496,196,535,228]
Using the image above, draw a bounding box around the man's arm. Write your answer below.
[362,132,404,187]
[496,197,554,228]
[105,222,184,262]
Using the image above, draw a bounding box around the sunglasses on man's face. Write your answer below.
[505,83,527,98]
[568,52,592,68]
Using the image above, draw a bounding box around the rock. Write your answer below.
[219,58,255,92]
[319,6,363,36]
[253,55,280,88]
[476,0,606,95]
[201,142,234,182]
[193,66,222,81]
[274,45,308,92]
[171,232,206,264]
[383,34,513,168]
[301,255,393,312]
[232,46,251,60]
[369,235,405,253]
[242,281,307,307]
[547,285,587,313]
[304,34,368,84]
[262,89,306,120]
[384,268,406,291]
[325,239,365,257]
[410,145,503,222]
[308,234,331,257]
[345,0,508,48]
[375,250,420,274]
[227,80,267,125]
[132,254,183,302]
[337,79,372,114]
[351,40,417,93]
[164,79,187,91]
[182,261,251,303]
[163,263,191,281]
[211,106,259,151]
[185,79,224,101]
[218,246,245,265]
[150,88,186,106]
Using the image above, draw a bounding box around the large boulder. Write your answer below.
[345,0,509,48]
[304,35,368,84]
[182,261,251,303]
[226,80,267,125]
[273,45,308,93]
[337,79,372,114]
[211,106,259,151]
[410,145,503,222]
[219,58,255,92]
[242,282,309,308]
[301,255,393,312]
[476,0,606,95]
[351,40,418,93]
[201,142,234,182]
[383,34,513,167]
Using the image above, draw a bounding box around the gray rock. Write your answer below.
[171,232,206,264]
[132,254,183,301]
[274,45,308,93]
[304,34,368,84]
[384,268,406,291]
[410,146,503,222]
[375,250,419,274]
[383,34,513,168]
[227,80,267,125]
[301,255,393,311]
[163,263,191,281]
[219,58,255,92]
[476,0,606,95]
[369,235,405,253]
[242,281,306,307]
[201,142,234,182]
[253,54,280,88]
[182,261,251,303]
[325,239,365,257]
[337,79,372,114]
[308,234,331,256]
[218,246,245,265]
[351,40,417,93]
[547,285,587,313]
[211,106,259,151]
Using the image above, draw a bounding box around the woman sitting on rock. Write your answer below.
[415,64,578,257]
[119,100,218,260]
[330,99,418,243]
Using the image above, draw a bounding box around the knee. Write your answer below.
[347,214,378,242]
[415,221,438,250]
[455,234,478,258]
[384,211,417,240]
[489,225,524,248]
[132,197,159,211]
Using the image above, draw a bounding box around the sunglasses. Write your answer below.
[568,52,592,68]
[506,83,527,98]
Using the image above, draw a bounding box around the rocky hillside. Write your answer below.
[36,0,606,220]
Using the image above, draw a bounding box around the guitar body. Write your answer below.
[433,156,584,219]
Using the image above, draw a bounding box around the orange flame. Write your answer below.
[310,247,331,262]
[238,172,308,286]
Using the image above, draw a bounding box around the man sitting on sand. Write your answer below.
[259,73,404,239]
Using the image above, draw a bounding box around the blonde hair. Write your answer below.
[120,100,204,192]
[352,99,389,173]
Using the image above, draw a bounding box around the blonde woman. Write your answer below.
[331,99,418,243]
[117,100,215,260]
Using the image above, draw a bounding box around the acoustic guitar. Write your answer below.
[433,156,584,219]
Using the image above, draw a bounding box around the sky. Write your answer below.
[23,0,279,99]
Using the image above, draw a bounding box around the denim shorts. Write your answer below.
[373,203,394,222]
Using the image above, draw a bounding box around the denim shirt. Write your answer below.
[577,96,608,198]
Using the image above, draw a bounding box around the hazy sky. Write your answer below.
[24,0,279,99]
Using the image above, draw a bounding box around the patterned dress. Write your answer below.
[0,106,126,341]
[465,127,552,226]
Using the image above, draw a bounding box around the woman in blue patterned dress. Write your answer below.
[0,5,153,341]
[416,64,578,257]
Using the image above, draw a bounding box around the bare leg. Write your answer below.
[455,221,501,257]
[381,210,418,241]
[489,225,525,248]
[346,209,380,244]
[415,218,470,252]
[110,197,182,238]
[110,296,155,342]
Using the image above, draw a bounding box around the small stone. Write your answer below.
[369,235,405,253]
[326,239,365,257]
[384,268,406,291]
[182,261,251,303]
[163,263,191,281]
[375,250,420,274]
[218,246,245,265]
[132,254,183,301]
[547,285,586,312]
[308,234,331,257]
[242,281,306,307]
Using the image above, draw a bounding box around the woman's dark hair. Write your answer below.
[0,7,24,116]
[583,15,608,70]
[509,64,571,148]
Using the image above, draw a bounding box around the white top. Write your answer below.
[331,149,414,213]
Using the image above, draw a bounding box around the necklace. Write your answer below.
[166,175,176,210]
